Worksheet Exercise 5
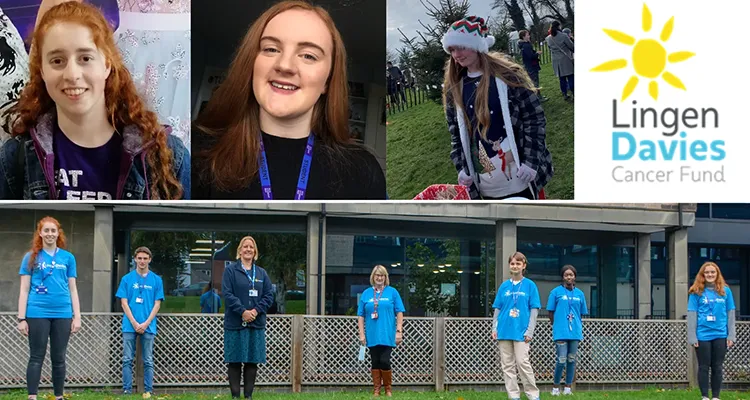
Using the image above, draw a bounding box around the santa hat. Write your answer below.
[441,16,496,54]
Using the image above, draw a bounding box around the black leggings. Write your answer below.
[227,363,258,398]
[27,318,72,397]
[369,345,393,371]
[696,338,727,398]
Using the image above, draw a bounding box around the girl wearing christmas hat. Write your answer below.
[441,16,553,200]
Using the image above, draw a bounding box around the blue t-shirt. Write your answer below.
[357,286,405,348]
[688,286,735,342]
[53,125,122,200]
[19,248,77,318]
[546,285,588,341]
[492,278,541,342]
[116,270,165,335]
[200,291,221,313]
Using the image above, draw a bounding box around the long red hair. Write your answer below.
[27,216,67,271]
[688,261,727,297]
[195,0,352,192]
[9,2,182,199]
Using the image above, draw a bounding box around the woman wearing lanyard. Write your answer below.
[222,236,275,399]
[688,262,736,400]
[357,265,405,397]
[491,252,540,400]
[16,216,81,400]
[192,0,386,200]
[546,265,588,396]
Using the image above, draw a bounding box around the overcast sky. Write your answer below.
[387,0,497,55]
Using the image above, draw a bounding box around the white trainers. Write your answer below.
[563,387,573,395]
[702,397,709,400]
[551,388,560,396]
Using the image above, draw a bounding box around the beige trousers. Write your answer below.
[499,340,540,399]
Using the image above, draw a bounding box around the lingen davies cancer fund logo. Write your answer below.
[590,3,725,185]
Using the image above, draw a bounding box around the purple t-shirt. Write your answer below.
[53,126,122,200]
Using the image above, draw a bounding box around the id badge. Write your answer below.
[371,312,378,319]
[509,308,519,318]
[135,297,144,304]
[35,285,48,294]
[249,289,259,297]
[707,315,716,322]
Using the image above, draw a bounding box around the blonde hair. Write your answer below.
[442,51,537,142]
[369,265,390,286]
[235,236,259,261]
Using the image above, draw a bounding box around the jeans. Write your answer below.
[559,74,574,95]
[369,345,393,370]
[27,318,72,396]
[553,340,579,386]
[122,332,155,393]
[696,338,727,398]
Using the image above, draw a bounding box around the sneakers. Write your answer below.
[702,397,709,400]
[142,393,152,399]
[563,387,572,395]
[551,388,561,396]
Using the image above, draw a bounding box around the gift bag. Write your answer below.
[413,184,471,200]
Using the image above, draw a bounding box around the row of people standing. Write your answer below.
[14,217,737,400]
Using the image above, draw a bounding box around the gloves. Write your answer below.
[458,169,473,187]
[516,163,537,185]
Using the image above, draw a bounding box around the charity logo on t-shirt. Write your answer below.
[53,126,122,200]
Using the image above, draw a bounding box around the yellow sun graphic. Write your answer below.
[591,3,696,101]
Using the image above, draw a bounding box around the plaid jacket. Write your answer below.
[445,77,553,199]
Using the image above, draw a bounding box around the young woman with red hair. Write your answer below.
[192,0,385,200]
[0,1,189,200]
[688,262,737,400]
[17,216,81,400]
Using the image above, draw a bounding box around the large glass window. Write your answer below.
[651,245,667,319]
[128,231,307,314]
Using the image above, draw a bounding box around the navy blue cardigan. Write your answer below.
[222,261,275,330]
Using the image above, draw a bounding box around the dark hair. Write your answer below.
[387,61,392,65]
[561,264,577,278]
[134,246,152,258]
[202,281,213,294]
[550,21,561,36]
[519,30,529,40]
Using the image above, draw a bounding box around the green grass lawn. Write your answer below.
[5,389,750,399]
[386,62,574,200]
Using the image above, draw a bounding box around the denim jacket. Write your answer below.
[0,111,190,199]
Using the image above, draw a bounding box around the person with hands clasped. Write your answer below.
[222,236,275,399]
[491,252,541,400]
[546,265,588,396]
[358,265,405,397]
[688,262,736,400]
[17,216,82,400]
[115,246,164,398]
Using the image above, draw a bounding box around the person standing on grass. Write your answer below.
[17,216,82,400]
[201,282,222,313]
[491,252,541,400]
[688,262,736,400]
[518,30,548,102]
[546,20,574,102]
[441,16,553,200]
[547,265,588,396]
[358,265,405,397]
[222,236,275,399]
[116,246,164,398]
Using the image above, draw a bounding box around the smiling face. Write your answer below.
[39,222,59,247]
[40,22,110,120]
[135,252,151,270]
[240,239,257,262]
[251,8,333,122]
[703,265,717,284]
[449,46,479,70]
[563,269,576,286]
[509,258,525,276]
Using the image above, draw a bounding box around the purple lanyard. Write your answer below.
[258,134,314,200]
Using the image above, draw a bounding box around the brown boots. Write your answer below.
[381,369,393,396]
[371,369,382,396]
[371,369,393,397]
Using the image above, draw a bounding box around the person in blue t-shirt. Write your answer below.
[546,265,588,396]
[491,252,540,400]
[200,282,222,313]
[222,236,275,400]
[688,262,736,400]
[115,246,165,398]
[358,265,405,397]
[17,216,81,400]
